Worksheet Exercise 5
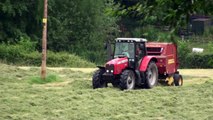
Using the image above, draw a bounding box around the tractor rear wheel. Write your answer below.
[92,69,107,89]
[145,61,158,88]
[173,74,183,86]
[119,70,135,90]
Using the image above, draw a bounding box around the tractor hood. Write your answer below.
[105,57,128,75]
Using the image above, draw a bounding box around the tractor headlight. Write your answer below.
[106,64,114,73]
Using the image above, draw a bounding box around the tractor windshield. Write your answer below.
[114,42,135,58]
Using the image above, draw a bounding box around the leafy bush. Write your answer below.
[0,39,95,67]
[183,53,213,68]
[177,39,213,68]
[177,41,190,68]
[178,42,213,68]
[207,41,213,53]
[46,51,95,67]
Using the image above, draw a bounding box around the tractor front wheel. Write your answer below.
[119,70,135,90]
[92,69,107,89]
[145,61,158,88]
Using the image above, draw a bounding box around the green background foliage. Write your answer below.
[0,0,212,68]
[0,38,95,67]
[0,0,119,64]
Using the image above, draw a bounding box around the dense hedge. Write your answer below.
[0,41,95,68]
[180,53,213,68]
[0,39,213,68]
[177,40,213,69]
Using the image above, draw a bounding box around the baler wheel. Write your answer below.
[92,69,107,89]
[119,70,135,90]
[145,61,158,88]
[173,74,183,86]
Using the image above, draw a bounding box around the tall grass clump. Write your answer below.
[30,74,61,84]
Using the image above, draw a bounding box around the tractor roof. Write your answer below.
[116,38,147,42]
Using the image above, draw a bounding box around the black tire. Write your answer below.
[144,61,158,88]
[119,70,135,90]
[173,74,183,86]
[92,69,107,89]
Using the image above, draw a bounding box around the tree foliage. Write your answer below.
[115,0,213,29]
[47,0,119,63]
[0,0,42,43]
[0,0,119,63]
[0,0,212,64]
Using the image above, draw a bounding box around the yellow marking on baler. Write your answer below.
[168,59,174,64]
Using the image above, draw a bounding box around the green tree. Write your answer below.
[0,0,119,64]
[0,0,42,43]
[115,0,213,30]
[47,0,119,63]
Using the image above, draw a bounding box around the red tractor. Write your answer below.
[92,38,183,90]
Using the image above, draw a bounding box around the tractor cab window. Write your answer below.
[114,42,135,58]
[136,43,145,59]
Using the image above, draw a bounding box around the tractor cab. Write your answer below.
[113,38,147,69]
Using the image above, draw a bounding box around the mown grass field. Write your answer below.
[0,64,213,120]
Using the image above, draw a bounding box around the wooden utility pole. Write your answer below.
[41,0,48,80]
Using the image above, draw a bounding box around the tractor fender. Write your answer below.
[97,66,105,70]
[139,56,157,72]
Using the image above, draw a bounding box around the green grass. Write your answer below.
[0,63,213,120]
[30,74,61,84]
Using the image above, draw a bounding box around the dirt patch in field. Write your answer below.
[179,69,213,79]
[179,69,213,85]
